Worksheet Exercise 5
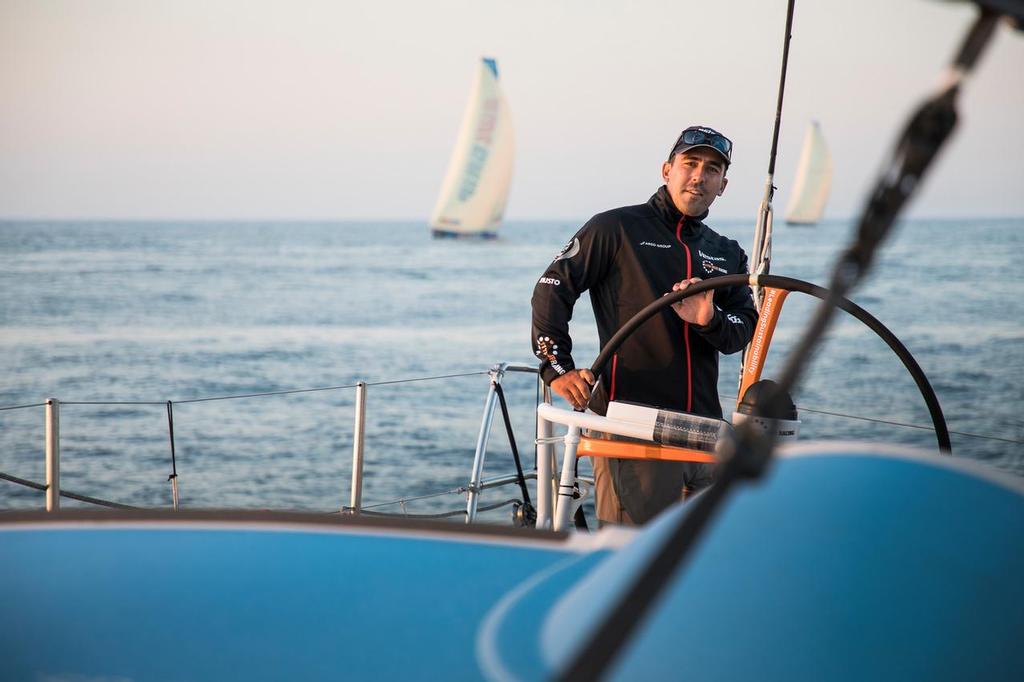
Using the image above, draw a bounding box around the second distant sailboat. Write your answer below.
[784,121,833,225]
[430,58,515,238]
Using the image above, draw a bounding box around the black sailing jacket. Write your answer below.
[531,186,758,418]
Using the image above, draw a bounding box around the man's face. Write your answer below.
[661,148,729,217]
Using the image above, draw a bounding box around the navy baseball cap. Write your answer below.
[668,126,733,165]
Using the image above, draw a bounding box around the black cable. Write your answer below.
[0,471,46,491]
[494,383,533,510]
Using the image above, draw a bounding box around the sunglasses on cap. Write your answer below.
[669,127,733,164]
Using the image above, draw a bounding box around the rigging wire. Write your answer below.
[748,0,797,310]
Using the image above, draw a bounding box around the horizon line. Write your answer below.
[3,214,1023,224]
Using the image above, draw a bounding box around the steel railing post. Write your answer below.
[535,381,554,529]
[349,382,367,513]
[45,398,60,512]
[553,425,581,532]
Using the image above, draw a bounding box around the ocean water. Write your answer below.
[1,218,1022,518]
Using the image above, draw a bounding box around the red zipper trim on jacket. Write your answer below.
[676,218,693,412]
[609,353,619,402]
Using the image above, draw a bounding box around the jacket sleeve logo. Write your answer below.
[535,335,567,374]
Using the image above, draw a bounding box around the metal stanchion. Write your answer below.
[349,382,367,513]
[535,382,554,529]
[45,398,60,512]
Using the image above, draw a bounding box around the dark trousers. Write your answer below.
[593,456,715,526]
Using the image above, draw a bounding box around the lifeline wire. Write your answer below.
[716,392,1024,445]
[357,486,469,509]
[60,400,167,406]
[44,371,489,406]
[0,402,47,412]
[798,407,1024,444]
[0,471,136,509]
[351,499,520,520]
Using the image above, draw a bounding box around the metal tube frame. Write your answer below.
[536,402,681,531]
[553,425,581,531]
[465,363,539,524]
[465,368,503,522]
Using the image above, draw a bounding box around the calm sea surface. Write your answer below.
[1,218,1022,517]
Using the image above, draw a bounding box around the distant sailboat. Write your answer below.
[430,58,514,239]
[784,121,833,225]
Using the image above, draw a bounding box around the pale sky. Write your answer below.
[1,0,1022,221]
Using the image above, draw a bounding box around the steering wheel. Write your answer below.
[588,274,951,452]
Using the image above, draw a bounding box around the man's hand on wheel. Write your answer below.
[551,369,595,410]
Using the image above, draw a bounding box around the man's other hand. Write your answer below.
[551,369,595,410]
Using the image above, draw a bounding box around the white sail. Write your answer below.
[430,58,514,237]
[784,121,833,225]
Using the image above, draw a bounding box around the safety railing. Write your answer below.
[0,364,545,520]
[2,364,1018,521]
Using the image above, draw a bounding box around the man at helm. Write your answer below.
[531,125,758,525]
